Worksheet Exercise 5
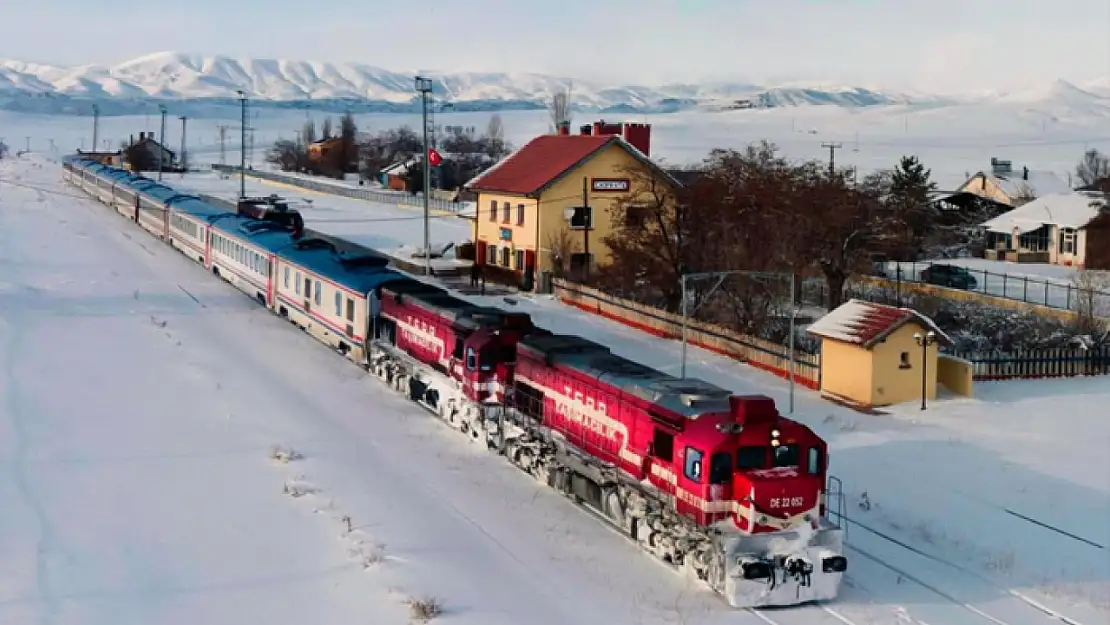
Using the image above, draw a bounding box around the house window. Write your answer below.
[489,199,497,221]
[515,249,525,270]
[570,205,592,229]
[487,244,497,264]
[516,203,525,226]
[500,246,511,267]
[899,352,911,369]
[502,202,510,223]
[1061,228,1077,255]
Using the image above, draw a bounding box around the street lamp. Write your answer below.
[237,90,248,199]
[680,269,800,414]
[157,104,167,181]
[912,330,938,411]
[414,76,434,276]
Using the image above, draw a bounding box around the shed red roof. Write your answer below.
[466,134,618,196]
[805,299,951,349]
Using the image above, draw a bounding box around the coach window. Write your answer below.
[295,273,302,295]
[314,281,322,306]
[346,298,355,322]
[304,277,311,298]
[334,292,342,317]
[683,447,704,483]
[807,447,823,475]
[284,267,290,288]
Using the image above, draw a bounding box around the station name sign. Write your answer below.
[591,178,630,192]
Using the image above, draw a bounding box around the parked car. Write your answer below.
[920,264,979,290]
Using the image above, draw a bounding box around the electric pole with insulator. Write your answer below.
[237,90,248,199]
[415,76,433,276]
[179,116,188,172]
[157,104,167,181]
[91,104,99,155]
[821,142,843,177]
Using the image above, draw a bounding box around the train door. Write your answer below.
[647,424,678,497]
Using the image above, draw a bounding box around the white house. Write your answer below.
[958,158,1072,207]
[980,191,1106,268]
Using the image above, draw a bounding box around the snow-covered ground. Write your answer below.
[3,152,1109,625]
[4,100,1110,188]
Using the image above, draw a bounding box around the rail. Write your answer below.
[210,164,472,215]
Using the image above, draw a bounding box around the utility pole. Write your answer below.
[415,76,433,276]
[25,136,31,153]
[821,142,843,177]
[217,125,229,166]
[237,90,248,199]
[157,104,167,181]
[178,116,188,172]
[581,177,591,280]
[92,104,99,154]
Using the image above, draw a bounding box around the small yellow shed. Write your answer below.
[806,299,952,408]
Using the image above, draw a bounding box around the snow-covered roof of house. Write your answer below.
[980,192,1105,234]
[381,157,418,176]
[959,169,1071,200]
[806,299,952,349]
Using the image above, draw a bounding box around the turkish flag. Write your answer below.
[427,147,442,167]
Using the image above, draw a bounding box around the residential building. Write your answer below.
[76,150,123,166]
[379,157,416,191]
[124,131,175,171]
[465,121,678,287]
[957,158,1071,207]
[980,191,1107,268]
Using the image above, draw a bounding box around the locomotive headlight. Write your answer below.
[771,439,780,447]
[771,429,781,438]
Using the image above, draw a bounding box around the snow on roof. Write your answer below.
[980,192,1105,234]
[991,170,1071,198]
[806,299,952,349]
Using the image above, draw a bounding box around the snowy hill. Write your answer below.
[0,51,972,113]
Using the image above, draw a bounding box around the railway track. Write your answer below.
[832,511,1087,625]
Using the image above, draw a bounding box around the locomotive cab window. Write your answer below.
[478,346,495,372]
[807,447,823,475]
[684,447,704,483]
[737,446,767,470]
[651,429,674,462]
[709,452,733,485]
[773,444,800,468]
[465,347,476,371]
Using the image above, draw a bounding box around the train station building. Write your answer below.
[465,121,679,289]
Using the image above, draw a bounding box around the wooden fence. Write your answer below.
[953,346,1110,381]
[552,279,821,389]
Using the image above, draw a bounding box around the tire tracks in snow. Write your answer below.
[1,179,60,625]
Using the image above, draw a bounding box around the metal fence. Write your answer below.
[952,346,1110,380]
[210,165,472,215]
[882,260,1110,313]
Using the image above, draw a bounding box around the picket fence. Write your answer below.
[953,346,1110,380]
[551,279,821,389]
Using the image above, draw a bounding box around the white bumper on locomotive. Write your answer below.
[714,523,847,608]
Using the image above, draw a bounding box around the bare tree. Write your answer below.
[1011,182,1038,206]
[1076,149,1110,188]
[485,114,509,159]
[1070,269,1110,342]
[545,227,580,279]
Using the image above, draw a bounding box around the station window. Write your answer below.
[489,199,497,221]
[501,201,510,223]
[515,249,525,270]
[487,245,497,264]
[516,203,525,226]
[683,447,704,483]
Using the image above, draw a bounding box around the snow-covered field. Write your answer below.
[4,96,1110,188]
[3,152,1109,625]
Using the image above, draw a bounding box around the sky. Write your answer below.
[3,0,1109,93]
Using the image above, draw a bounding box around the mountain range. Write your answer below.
[1,52,1107,115]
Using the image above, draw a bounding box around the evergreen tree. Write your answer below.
[887,155,937,259]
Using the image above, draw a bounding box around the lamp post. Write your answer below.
[912,330,938,411]
[157,104,167,181]
[680,269,800,414]
[91,104,99,156]
[414,76,434,276]
[237,90,248,199]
